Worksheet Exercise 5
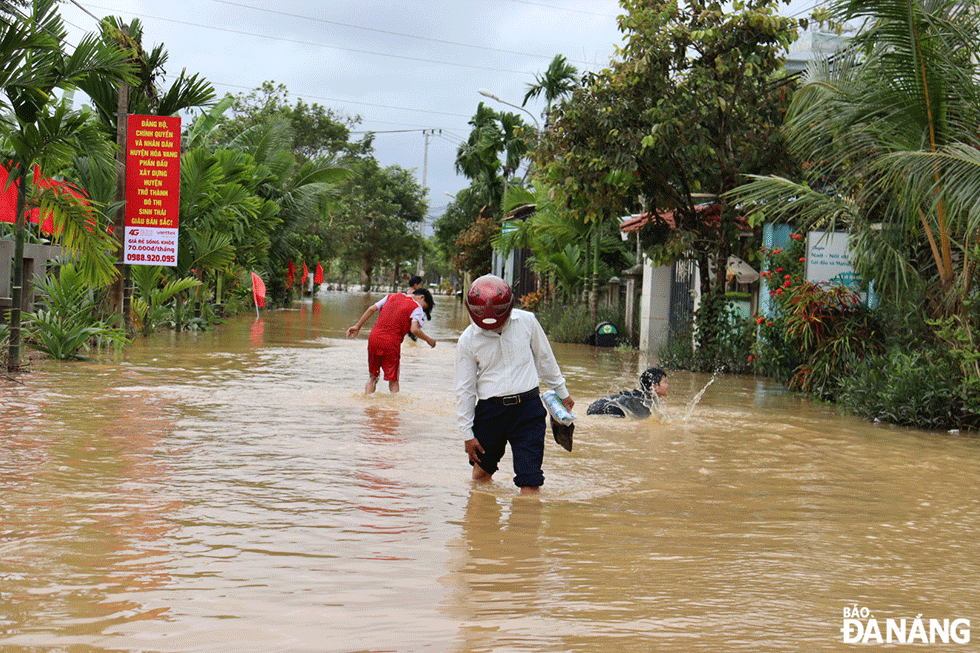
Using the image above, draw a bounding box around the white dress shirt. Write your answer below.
[455,308,569,440]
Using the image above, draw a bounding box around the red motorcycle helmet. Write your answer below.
[466,274,514,330]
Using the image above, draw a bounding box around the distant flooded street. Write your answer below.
[2,291,978,652]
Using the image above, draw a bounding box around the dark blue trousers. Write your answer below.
[472,397,547,487]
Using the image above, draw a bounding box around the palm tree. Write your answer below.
[0,0,136,371]
[228,115,352,302]
[175,146,262,318]
[455,103,530,213]
[496,111,530,186]
[455,103,506,209]
[522,54,579,126]
[79,16,215,129]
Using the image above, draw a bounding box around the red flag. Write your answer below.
[251,272,266,308]
[314,262,324,285]
[301,262,309,288]
[286,260,295,289]
[33,177,92,235]
[0,165,90,235]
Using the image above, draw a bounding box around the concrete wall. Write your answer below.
[0,241,62,314]
[638,257,673,353]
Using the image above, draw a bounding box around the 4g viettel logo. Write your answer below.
[842,606,970,645]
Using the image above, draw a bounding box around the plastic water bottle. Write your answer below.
[541,390,575,425]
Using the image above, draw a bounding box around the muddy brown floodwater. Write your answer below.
[2,291,978,652]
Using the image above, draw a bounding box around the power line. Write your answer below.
[789,0,820,18]
[78,1,539,75]
[499,0,619,18]
[213,0,600,67]
[68,0,101,22]
[207,80,471,120]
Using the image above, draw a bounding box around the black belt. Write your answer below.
[486,388,539,406]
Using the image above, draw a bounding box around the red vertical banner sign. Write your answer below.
[124,114,181,266]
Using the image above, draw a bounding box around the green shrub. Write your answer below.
[131,265,202,336]
[657,325,695,369]
[838,347,980,431]
[690,292,755,373]
[0,321,8,368]
[660,292,754,373]
[24,264,129,360]
[534,300,625,345]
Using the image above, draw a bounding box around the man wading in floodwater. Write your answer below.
[455,274,575,495]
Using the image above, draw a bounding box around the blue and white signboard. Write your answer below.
[806,231,862,290]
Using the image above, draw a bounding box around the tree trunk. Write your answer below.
[362,253,374,292]
[589,225,600,323]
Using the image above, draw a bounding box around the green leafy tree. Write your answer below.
[187,88,355,304]
[230,116,352,302]
[452,208,500,276]
[433,187,488,259]
[79,16,214,131]
[206,81,371,162]
[535,0,801,338]
[531,78,638,319]
[337,158,427,290]
[734,0,980,324]
[176,146,270,316]
[130,264,201,336]
[494,183,631,303]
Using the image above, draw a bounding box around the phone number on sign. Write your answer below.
[128,253,175,263]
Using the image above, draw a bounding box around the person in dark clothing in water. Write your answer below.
[586,368,668,419]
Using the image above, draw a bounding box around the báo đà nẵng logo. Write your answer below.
[842,606,970,645]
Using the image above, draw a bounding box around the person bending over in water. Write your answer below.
[347,288,436,394]
[586,368,668,419]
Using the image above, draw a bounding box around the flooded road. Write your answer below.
[2,292,978,652]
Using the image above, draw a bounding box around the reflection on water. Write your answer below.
[1,291,979,652]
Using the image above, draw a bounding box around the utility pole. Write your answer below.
[417,129,439,276]
[111,27,132,334]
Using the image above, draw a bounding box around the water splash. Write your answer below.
[682,376,716,421]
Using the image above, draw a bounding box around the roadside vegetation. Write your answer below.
[1,0,975,430]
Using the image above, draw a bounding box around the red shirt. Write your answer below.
[368,293,421,351]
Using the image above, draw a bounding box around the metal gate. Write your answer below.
[669,260,696,336]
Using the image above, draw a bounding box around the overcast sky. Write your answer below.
[59,0,817,226]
